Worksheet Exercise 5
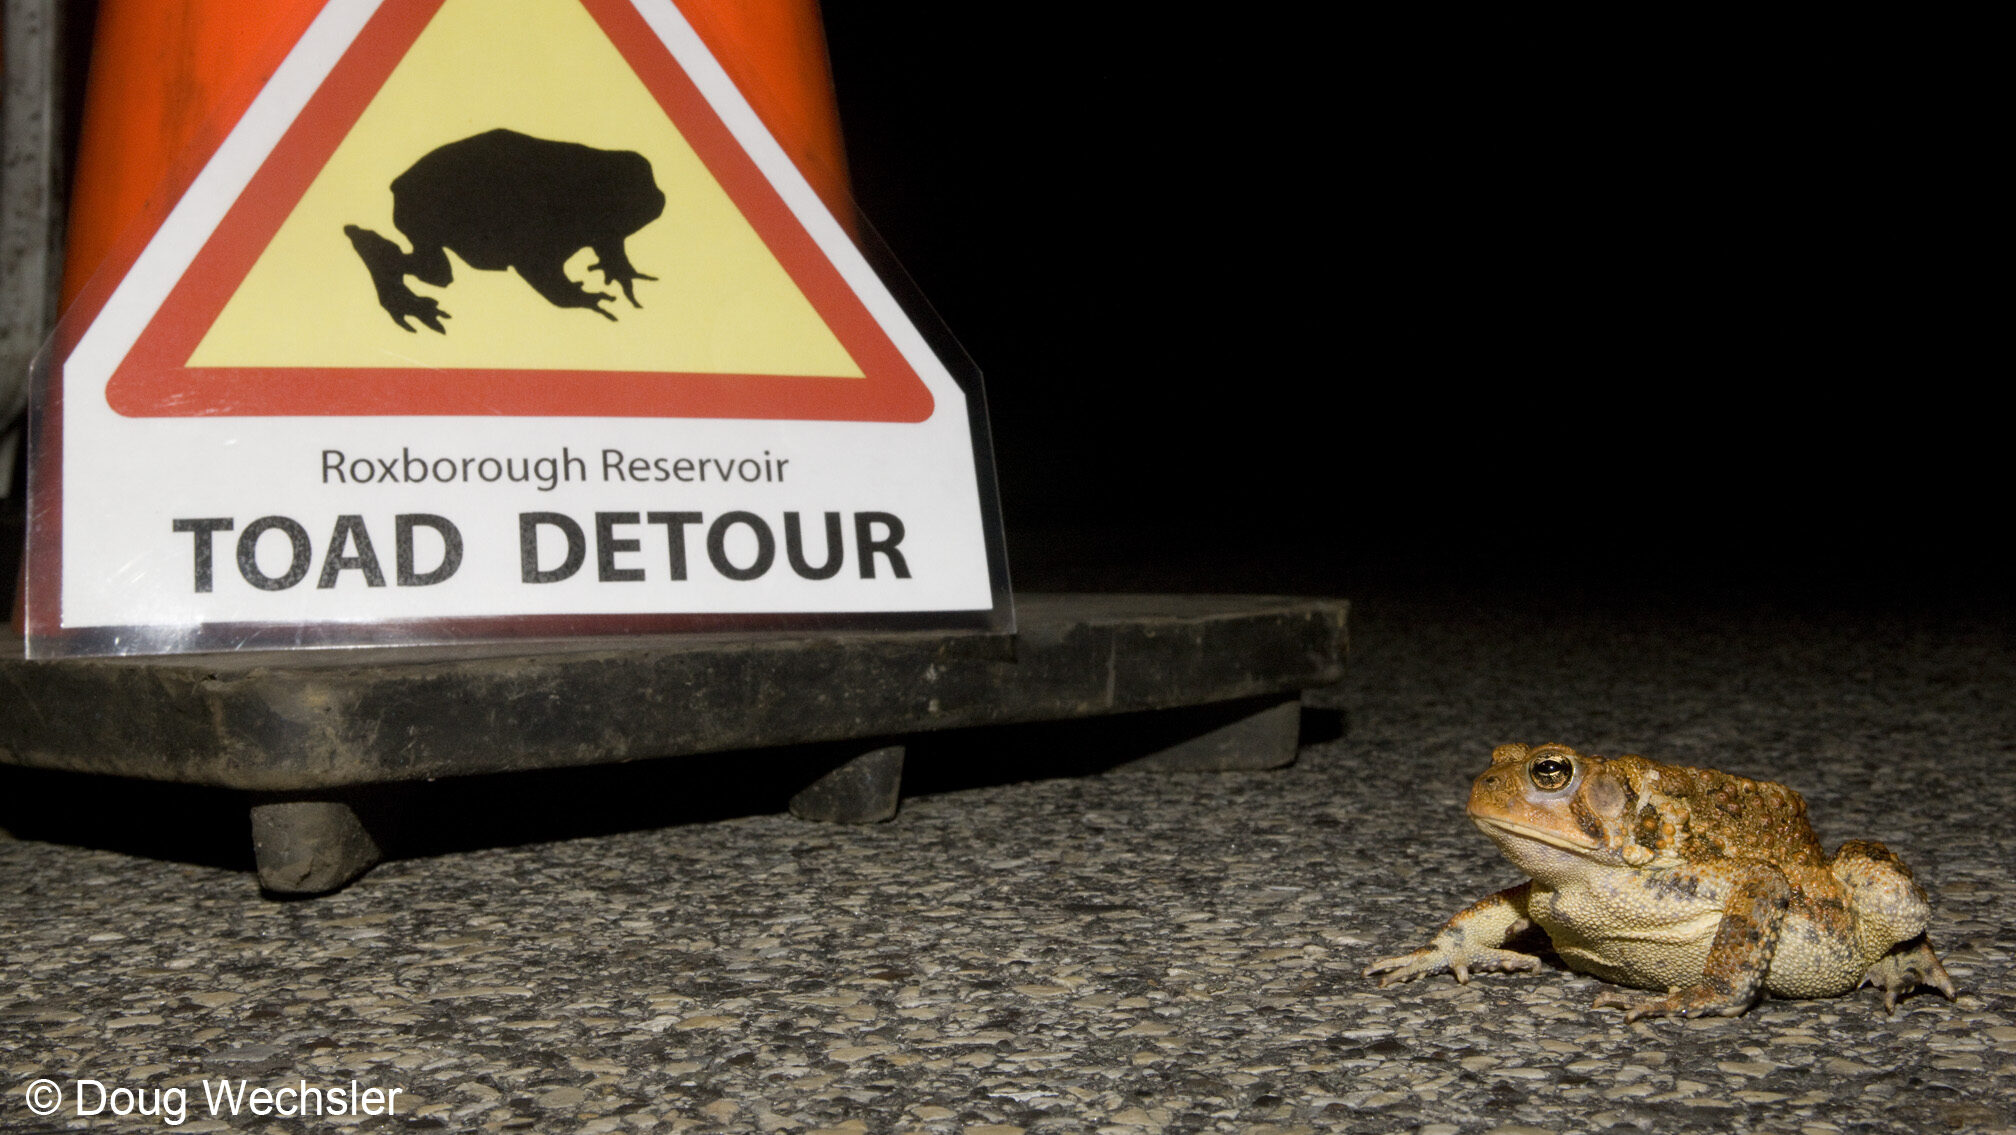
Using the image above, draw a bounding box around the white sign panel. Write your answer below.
[27,0,1009,656]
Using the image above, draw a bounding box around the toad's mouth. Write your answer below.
[1469,814,1605,856]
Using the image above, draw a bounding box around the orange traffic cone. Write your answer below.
[678,1,853,222]
[60,0,853,315]
[59,1,326,312]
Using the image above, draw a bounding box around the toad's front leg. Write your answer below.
[1593,863,1789,1021]
[517,255,619,320]
[1366,883,1545,985]
[588,240,656,308]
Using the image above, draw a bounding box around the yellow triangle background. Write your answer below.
[188,0,862,377]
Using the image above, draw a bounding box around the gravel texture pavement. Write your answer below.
[3,590,2012,1133]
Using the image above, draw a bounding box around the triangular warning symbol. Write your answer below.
[102,0,935,422]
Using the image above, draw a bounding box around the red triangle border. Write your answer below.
[100,0,935,423]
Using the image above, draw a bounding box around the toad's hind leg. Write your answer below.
[1829,838,1954,1010]
[1830,840,1933,944]
[344,224,451,333]
[1861,932,1957,1012]
[1594,864,1789,1020]
[404,240,453,288]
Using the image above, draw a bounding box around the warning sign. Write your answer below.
[27,0,1008,656]
[103,0,932,421]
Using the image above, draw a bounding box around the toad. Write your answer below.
[344,128,665,333]
[1365,743,1956,1020]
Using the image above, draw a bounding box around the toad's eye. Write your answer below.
[1529,757,1574,791]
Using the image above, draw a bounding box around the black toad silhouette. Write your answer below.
[344,128,666,333]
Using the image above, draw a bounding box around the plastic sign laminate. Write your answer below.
[26,0,1009,656]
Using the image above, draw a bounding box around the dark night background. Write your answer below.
[819,10,1997,613]
[0,9,1995,618]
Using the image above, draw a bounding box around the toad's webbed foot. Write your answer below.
[1365,934,1543,986]
[589,244,655,308]
[1592,981,1758,1022]
[1861,933,1958,1012]
[1368,885,1542,989]
[378,290,449,334]
[518,259,620,321]
[345,224,451,333]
